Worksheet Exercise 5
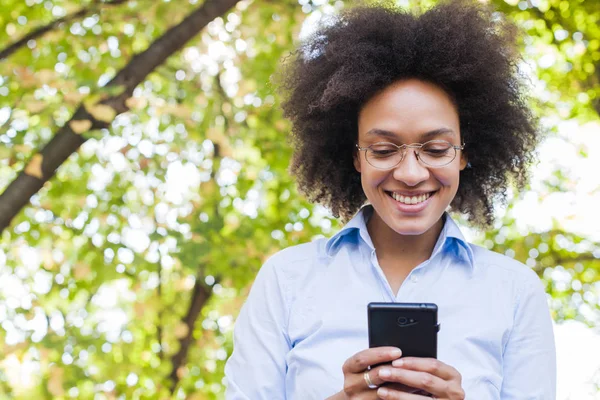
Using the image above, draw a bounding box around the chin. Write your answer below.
[388,219,434,237]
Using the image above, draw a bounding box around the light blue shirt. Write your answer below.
[225,206,556,399]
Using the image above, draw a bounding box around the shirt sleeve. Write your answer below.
[500,271,556,399]
[224,258,291,400]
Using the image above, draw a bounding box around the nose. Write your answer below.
[392,148,430,186]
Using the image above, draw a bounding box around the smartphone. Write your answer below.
[367,302,439,359]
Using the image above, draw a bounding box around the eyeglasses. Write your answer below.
[356,140,465,170]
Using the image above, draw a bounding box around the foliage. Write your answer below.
[492,0,600,121]
[0,0,598,398]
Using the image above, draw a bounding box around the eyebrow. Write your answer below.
[365,128,455,141]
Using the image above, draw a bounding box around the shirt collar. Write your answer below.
[325,205,374,255]
[325,205,475,268]
[434,212,475,268]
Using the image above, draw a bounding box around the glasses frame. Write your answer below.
[355,140,465,170]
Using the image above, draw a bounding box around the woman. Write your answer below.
[225,1,556,399]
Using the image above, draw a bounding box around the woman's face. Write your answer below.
[354,79,467,236]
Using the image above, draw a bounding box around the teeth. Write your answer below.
[391,192,432,205]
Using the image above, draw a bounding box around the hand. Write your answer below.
[336,346,405,399]
[375,357,465,400]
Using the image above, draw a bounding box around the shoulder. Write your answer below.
[257,237,330,296]
[265,237,329,268]
[470,244,537,276]
[468,243,543,292]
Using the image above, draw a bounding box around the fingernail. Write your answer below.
[390,348,402,357]
[377,387,389,397]
[392,359,404,367]
[379,368,391,378]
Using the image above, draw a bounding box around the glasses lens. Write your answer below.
[366,143,402,169]
[419,141,456,167]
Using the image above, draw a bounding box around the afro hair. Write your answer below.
[278,0,539,227]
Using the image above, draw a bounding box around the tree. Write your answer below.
[0,0,598,398]
[0,0,243,232]
[0,0,331,397]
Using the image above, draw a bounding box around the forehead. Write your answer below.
[358,79,460,141]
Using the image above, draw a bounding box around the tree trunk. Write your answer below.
[0,0,242,233]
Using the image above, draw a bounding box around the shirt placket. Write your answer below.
[395,260,429,302]
[369,249,431,302]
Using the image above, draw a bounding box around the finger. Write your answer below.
[377,367,444,397]
[376,386,432,400]
[361,364,420,393]
[343,347,402,374]
[344,362,403,395]
[392,357,458,381]
[386,383,429,394]
[360,365,408,389]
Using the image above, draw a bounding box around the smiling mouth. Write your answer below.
[385,191,436,205]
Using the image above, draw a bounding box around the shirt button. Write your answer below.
[410,275,419,283]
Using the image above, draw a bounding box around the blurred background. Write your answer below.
[0,0,598,398]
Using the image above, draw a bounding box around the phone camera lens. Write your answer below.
[397,317,408,325]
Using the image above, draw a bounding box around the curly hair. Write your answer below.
[278,0,539,227]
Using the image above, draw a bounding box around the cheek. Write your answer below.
[362,170,389,187]
[433,170,460,187]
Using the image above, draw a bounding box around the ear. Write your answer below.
[353,150,362,173]
[459,152,468,171]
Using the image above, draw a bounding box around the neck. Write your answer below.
[366,211,444,265]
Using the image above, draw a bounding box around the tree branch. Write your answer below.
[168,272,218,392]
[554,254,600,267]
[168,120,223,392]
[107,0,241,90]
[157,260,163,360]
[0,0,243,233]
[0,0,128,61]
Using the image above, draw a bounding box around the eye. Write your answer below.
[372,149,396,156]
[422,142,452,157]
[369,144,398,158]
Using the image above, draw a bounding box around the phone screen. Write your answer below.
[367,302,439,359]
